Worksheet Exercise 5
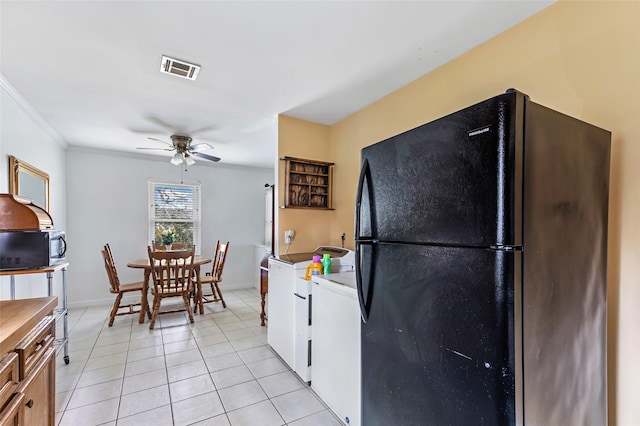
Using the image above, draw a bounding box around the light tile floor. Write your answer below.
[55,289,343,426]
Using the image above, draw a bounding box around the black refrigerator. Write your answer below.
[355,89,610,426]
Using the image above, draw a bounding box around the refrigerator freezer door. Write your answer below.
[357,91,523,247]
[360,242,518,426]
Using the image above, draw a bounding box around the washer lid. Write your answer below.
[276,252,315,265]
[275,246,353,266]
[313,246,350,258]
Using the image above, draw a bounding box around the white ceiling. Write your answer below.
[0,1,553,169]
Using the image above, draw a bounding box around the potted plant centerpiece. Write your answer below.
[157,227,178,250]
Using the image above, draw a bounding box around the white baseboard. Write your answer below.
[68,295,136,310]
[219,282,254,291]
[67,283,256,309]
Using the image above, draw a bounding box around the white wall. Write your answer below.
[0,76,68,299]
[66,147,273,307]
[1,75,275,307]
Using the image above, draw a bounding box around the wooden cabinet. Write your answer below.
[0,353,21,426]
[15,316,55,381]
[281,157,334,209]
[17,348,54,426]
[0,392,24,426]
[259,252,269,327]
[0,297,57,426]
[0,263,70,365]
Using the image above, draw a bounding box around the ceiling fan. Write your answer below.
[137,134,220,165]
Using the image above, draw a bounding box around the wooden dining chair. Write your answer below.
[197,241,229,311]
[147,245,195,329]
[102,243,150,326]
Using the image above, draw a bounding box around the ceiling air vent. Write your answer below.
[160,55,200,80]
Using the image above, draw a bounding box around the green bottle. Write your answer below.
[321,253,332,275]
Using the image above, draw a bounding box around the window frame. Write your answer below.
[148,180,201,255]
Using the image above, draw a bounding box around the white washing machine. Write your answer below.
[267,246,354,382]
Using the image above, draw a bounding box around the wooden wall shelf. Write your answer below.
[281,157,334,209]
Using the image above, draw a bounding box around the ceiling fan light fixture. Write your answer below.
[170,152,184,165]
[137,133,220,164]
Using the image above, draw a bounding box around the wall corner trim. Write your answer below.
[1,74,67,148]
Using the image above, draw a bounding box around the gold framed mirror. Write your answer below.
[8,155,50,211]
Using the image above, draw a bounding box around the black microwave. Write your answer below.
[0,230,66,271]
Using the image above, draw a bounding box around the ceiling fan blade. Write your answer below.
[191,151,221,162]
[189,126,217,135]
[136,147,174,151]
[189,142,214,151]
[146,116,179,132]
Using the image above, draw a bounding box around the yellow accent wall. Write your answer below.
[277,115,333,253]
[278,1,639,423]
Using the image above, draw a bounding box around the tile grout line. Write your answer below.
[56,291,339,425]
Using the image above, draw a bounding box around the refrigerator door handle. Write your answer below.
[355,158,373,323]
[355,240,372,323]
[355,158,369,242]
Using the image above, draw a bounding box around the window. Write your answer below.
[148,181,201,254]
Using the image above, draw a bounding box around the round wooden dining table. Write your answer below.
[127,255,212,323]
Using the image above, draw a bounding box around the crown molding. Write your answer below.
[1,74,67,148]
[67,144,273,172]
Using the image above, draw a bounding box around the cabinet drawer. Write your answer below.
[0,391,23,426]
[14,316,55,380]
[0,354,19,412]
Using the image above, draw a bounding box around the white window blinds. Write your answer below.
[148,181,201,255]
